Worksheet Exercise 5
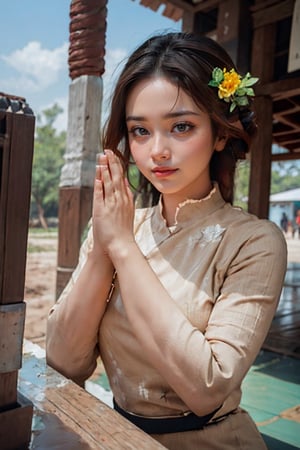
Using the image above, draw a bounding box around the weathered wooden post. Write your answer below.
[0,94,35,449]
[56,0,108,298]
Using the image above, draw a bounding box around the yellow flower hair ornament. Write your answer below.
[208,67,259,113]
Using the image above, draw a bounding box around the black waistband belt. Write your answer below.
[113,398,222,435]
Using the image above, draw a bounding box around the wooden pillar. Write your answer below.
[182,9,216,35]
[56,77,103,298]
[183,1,251,72]
[0,98,35,449]
[248,23,276,218]
[56,0,108,299]
[216,0,252,73]
[248,96,273,217]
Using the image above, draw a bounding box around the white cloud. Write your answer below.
[103,47,128,82]
[102,47,128,123]
[11,45,128,133]
[1,41,68,93]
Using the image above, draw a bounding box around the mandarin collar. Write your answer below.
[154,183,226,233]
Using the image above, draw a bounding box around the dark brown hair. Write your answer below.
[102,32,257,205]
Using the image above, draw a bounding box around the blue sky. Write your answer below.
[0,0,181,130]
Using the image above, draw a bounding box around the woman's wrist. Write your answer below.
[87,246,114,273]
[107,239,138,265]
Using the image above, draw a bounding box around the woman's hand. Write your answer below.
[92,149,135,260]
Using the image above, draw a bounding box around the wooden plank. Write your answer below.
[0,116,10,298]
[0,372,17,407]
[252,0,294,28]
[0,113,35,303]
[18,342,166,449]
[56,186,93,298]
[255,78,300,98]
[272,152,300,161]
[0,392,33,450]
[0,106,35,443]
[194,0,221,13]
[0,304,25,373]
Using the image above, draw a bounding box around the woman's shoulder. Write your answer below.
[223,204,287,252]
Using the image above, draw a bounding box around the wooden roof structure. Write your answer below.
[132,0,300,159]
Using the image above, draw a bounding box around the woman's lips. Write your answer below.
[152,167,178,178]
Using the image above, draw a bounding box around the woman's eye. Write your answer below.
[130,126,149,137]
[173,122,194,133]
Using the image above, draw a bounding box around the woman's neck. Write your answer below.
[161,184,213,227]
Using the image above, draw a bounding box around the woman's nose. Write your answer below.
[150,134,170,160]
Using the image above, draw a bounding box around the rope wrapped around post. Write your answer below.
[68,0,108,79]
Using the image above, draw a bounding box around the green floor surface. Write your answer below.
[241,350,300,449]
[91,350,300,448]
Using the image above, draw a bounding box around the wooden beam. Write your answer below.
[162,2,183,20]
[272,151,300,161]
[255,78,300,98]
[194,0,221,13]
[252,0,294,28]
[251,0,282,12]
[182,10,195,31]
[162,0,194,12]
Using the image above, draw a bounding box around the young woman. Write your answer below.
[46,32,287,449]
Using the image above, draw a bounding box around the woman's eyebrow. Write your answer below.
[126,110,200,122]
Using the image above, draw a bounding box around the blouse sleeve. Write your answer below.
[161,219,288,416]
[203,220,287,401]
[46,223,100,384]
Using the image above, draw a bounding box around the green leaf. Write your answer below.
[245,87,255,96]
[243,76,259,87]
[235,96,249,106]
[236,88,247,96]
[208,80,219,87]
[230,102,237,112]
[212,67,224,83]
[239,74,259,88]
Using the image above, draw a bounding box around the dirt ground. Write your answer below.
[24,230,300,350]
[24,232,58,349]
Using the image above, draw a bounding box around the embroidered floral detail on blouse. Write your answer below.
[201,224,226,244]
[208,67,259,112]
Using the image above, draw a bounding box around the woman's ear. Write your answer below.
[214,135,227,152]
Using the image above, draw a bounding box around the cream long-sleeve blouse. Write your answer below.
[47,185,287,421]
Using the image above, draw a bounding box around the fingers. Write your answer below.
[97,150,127,201]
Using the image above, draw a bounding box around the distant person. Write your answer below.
[296,210,300,239]
[280,212,289,234]
[46,32,287,449]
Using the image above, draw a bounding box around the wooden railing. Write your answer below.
[19,341,166,449]
[0,97,35,449]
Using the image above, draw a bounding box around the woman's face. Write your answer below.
[126,77,225,204]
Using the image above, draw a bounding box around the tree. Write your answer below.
[31,104,66,229]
